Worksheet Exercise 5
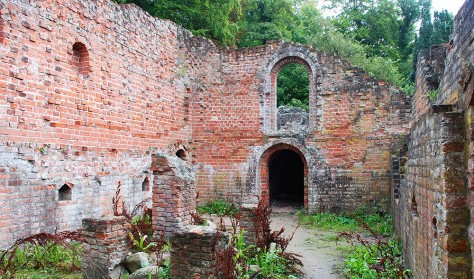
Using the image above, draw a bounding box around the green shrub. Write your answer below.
[343,238,412,279]
[248,251,298,279]
[1,241,82,278]
[299,212,359,232]
[197,200,240,216]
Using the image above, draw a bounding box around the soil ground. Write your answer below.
[270,205,349,279]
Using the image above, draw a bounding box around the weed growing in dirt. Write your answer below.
[299,212,359,231]
[299,208,409,278]
[197,200,240,216]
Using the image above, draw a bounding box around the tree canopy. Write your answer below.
[115,0,454,108]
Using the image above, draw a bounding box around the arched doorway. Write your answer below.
[268,149,304,205]
[259,143,308,208]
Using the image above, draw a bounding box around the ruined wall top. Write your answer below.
[437,0,474,109]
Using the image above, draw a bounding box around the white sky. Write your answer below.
[318,0,466,17]
[432,0,465,15]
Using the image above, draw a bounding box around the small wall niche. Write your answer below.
[411,194,418,217]
[142,177,150,191]
[176,149,187,161]
[58,183,73,201]
[71,42,90,74]
[432,216,438,239]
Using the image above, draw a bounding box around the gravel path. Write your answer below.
[270,207,346,279]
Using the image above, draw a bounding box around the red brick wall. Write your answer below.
[0,0,411,250]
[393,0,474,276]
[187,42,411,212]
[0,0,193,247]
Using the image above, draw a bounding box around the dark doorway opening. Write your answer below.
[269,149,304,205]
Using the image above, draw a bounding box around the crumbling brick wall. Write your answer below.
[151,152,196,237]
[393,0,474,277]
[185,41,411,212]
[1,0,411,250]
[0,0,194,247]
[170,226,230,279]
[81,216,129,279]
[395,111,469,278]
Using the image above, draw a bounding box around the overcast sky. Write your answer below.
[318,0,466,17]
[432,0,465,15]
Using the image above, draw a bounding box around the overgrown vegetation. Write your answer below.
[197,200,240,216]
[341,238,410,278]
[112,0,455,105]
[299,209,393,235]
[277,63,309,111]
[0,183,170,279]
[425,88,439,101]
[195,198,302,278]
[338,221,412,278]
[0,232,83,279]
[113,183,169,268]
[300,208,410,278]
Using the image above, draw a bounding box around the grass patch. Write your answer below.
[300,209,410,278]
[1,241,82,279]
[298,211,393,235]
[299,212,359,232]
[323,234,339,242]
[13,269,82,279]
[197,200,240,216]
[342,238,411,279]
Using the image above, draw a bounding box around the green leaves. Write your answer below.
[277,63,309,111]
[127,0,242,45]
[196,200,240,216]
[116,0,454,94]
[343,238,412,279]
[237,0,298,47]
[129,232,158,253]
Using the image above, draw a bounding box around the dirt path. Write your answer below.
[270,207,346,279]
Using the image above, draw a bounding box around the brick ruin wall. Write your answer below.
[0,0,194,247]
[393,0,474,277]
[186,41,410,212]
[1,0,411,248]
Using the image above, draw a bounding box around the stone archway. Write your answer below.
[260,45,323,134]
[259,143,308,209]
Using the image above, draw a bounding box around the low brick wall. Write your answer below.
[170,226,230,279]
[240,204,257,245]
[81,216,130,279]
[151,152,196,237]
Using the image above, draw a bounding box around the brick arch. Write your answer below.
[260,44,323,133]
[259,143,309,209]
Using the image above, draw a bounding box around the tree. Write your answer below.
[277,63,309,111]
[125,0,242,45]
[237,0,298,47]
[397,0,420,77]
[117,0,417,95]
[328,0,402,61]
[431,10,453,45]
[411,0,453,80]
[397,0,420,60]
